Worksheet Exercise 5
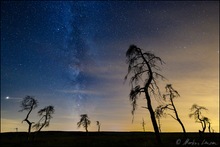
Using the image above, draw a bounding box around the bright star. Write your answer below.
[6,96,10,99]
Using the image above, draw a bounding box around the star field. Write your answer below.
[1,1,219,132]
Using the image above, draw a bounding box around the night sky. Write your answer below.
[1,1,219,132]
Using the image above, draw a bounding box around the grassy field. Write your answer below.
[1,131,219,147]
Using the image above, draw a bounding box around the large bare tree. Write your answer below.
[155,84,186,134]
[19,96,38,140]
[125,45,165,143]
[77,114,91,132]
[33,105,55,132]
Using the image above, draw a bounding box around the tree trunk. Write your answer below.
[208,122,211,133]
[28,123,31,141]
[38,115,47,132]
[145,91,162,144]
[85,124,88,132]
[200,120,204,132]
[170,99,186,134]
[98,125,100,132]
[202,120,206,133]
[198,116,205,133]
[38,123,45,132]
[177,118,186,134]
[157,117,161,132]
[140,50,162,144]
[24,119,32,141]
[28,122,32,134]
[142,123,145,132]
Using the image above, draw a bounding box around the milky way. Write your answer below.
[1,1,108,112]
[1,1,219,132]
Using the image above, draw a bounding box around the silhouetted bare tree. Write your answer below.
[96,121,101,132]
[155,84,186,134]
[141,118,146,132]
[77,114,91,132]
[19,96,38,140]
[33,106,55,132]
[189,104,212,133]
[125,45,165,143]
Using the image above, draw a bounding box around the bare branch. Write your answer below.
[33,105,55,132]
[167,113,177,120]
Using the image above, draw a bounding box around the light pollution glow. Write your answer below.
[1,1,219,133]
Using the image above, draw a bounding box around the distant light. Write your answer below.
[6,96,10,99]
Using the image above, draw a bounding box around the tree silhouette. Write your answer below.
[19,96,38,140]
[77,114,91,132]
[33,106,55,132]
[141,118,146,132]
[96,121,101,132]
[189,104,212,133]
[125,45,165,143]
[155,84,186,134]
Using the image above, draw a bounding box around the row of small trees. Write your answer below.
[125,45,214,144]
[19,44,214,144]
[19,97,101,141]
[77,114,101,132]
[154,85,213,134]
[19,96,54,141]
[19,97,101,135]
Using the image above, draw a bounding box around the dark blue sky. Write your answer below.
[1,1,219,132]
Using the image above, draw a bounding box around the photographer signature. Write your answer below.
[176,138,217,146]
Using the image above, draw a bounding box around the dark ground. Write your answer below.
[1,131,219,147]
